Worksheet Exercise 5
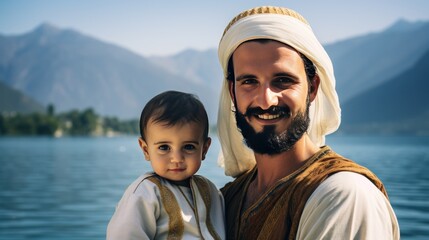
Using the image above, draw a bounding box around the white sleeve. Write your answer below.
[106,178,159,240]
[296,172,400,240]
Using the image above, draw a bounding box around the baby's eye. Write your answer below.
[158,145,170,151]
[183,144,196,151]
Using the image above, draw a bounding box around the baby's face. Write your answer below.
[139,121,210,182]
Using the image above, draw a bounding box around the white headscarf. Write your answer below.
[217,6,341,177]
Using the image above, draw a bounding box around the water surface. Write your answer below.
[0,135,428,239]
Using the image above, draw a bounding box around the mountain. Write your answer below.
[1,20,428,134]
[325,20,429,103]
[149,48,222,88]
[149,49,223,110]
[0,23,217,121]
[339,49,429,135]
[0,80,45,114]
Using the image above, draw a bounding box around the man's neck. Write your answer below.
[252,135,319,192]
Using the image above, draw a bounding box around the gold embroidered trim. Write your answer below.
[194,176,222,240]
[177,185,194,211]
[147,176,184,240]
[222,6,309,37]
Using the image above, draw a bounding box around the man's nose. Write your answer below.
[257,85,279,109]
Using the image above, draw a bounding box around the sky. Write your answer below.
[1,0,429,57]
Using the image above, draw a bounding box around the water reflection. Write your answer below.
[0,136,428,239]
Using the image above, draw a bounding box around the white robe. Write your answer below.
[297,172,400,239]
[107,173,225,240]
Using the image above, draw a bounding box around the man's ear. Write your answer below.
[201,137,212,161]
[228,80,235,100]
[138,137,150,161]
[309,74,320,102]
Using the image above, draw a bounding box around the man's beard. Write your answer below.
[234,97,310,155]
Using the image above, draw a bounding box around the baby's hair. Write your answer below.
[139,91,209,141]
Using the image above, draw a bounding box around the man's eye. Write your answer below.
[276,77,294,83]
[241,79,257,85]
[183,144,196,151]
[273,77,294,88]
[158,145,170,151]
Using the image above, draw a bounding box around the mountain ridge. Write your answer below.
[0,23,217,121]
[1,19,428,134]
[324,20,429,103]
[340,49,429,135]
[0,80,45,114]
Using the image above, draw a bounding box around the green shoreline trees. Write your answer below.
[0,105,139,137]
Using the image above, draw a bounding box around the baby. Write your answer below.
[107,90,225,239]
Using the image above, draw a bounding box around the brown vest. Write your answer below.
[221,146,388,240]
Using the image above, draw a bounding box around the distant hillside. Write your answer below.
[325,20,429,103]
[1,20,428,135]
[0,80,44,114]
[149,48,222,87]
[340,49,429,135]
[149,49,223,109]
[0,23,217,121]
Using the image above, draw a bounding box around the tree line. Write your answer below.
[0,105,139,136]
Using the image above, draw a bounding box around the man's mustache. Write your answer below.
[244,106,291,118]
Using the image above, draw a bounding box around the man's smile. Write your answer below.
[246,106,291,122]
[257,113,282,120]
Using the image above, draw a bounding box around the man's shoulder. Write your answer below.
[317,171,380,196]
[314,146,388,196]
[298,171,399,239]
[308,171,388,209]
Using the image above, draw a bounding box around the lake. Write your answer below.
[0,135,428,239]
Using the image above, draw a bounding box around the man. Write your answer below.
[217,6,400,239]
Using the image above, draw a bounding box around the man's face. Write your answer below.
[230,40,314,154]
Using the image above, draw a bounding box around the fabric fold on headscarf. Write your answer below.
[217,6,341,177]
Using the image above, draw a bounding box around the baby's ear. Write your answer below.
[138,137,150,161]
[202,137,212,160]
